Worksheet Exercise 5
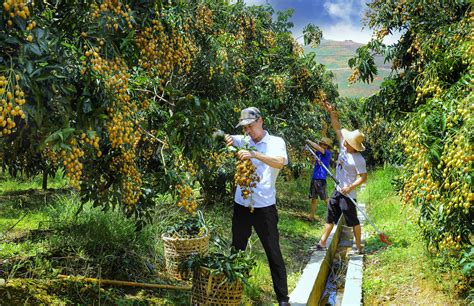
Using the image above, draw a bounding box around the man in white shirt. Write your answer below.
[224,107,290,306]
[316,101,367,254]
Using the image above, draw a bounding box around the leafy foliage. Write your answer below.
[163,210,207,238]
[182,250,256,286]
[349,0,473,291]
[0,0,338,222]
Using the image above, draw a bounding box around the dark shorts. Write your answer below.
[326,190,360,227]
[309,179,328,200]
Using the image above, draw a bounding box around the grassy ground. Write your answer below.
[0,168,326,304]
[359,167,466,304]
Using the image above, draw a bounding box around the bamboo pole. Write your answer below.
[57,275,191,291]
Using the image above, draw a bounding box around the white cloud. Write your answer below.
[322,22,372,43]
[324,2,351,22]
[241,0,269,5]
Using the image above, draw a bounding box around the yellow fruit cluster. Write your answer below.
[397,119,472,252]
[0,74,26,137]
[2,0,30,26]
[348,68,360,84]
[238,15,257,40]
[293,68,311,88]
[439,234,463,252]
[176,184,197,214]
[90,0,133,30]
[268,75,285,94]
[292,38,304,56]
[262,30,276,48]
[204,150,233,170]
[415,77,442,104]
[44,145,59,167]
[135,19,197,80]
[80,132,102,157]
[195,5,213,33]
[235,159,260,212]
[375,27,389,40]
[82,52,137,151]
[281,166,293,181]
[111,150,142,206]
[25,20,36,31]
[82,46,144,206]
[60,139,84,191]
[139,132,159,164]
[175,154,197,177]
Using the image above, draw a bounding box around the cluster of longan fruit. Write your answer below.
[238,15,257,40]
[268,75,285,93]
[348,68,360,84]
[2,0,30,27]
[135,19,197,79]
[43,145,59,167]
[81,48,143,207]
[0,74,26,137]
[195,5,213,33]
[235,158,260,212]
[90,0,133,30]
[262,30,276,48]
[204,150,233,170]
[60,139,84,191]
[176,184,197,214]
[80,132,102,157]
[111,150,143,206]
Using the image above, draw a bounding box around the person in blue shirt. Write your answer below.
[306,137,332,221]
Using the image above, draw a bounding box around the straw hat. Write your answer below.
[319,137,333,148]
[341,129,366,152]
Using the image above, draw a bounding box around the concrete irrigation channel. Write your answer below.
[289,203,367,306]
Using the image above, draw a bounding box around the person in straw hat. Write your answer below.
[315,101,367,254]
[224,107,290,305]
[305,136,333,221]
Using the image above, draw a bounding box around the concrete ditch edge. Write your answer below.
[289,216,345,306]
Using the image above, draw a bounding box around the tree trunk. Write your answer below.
[42,169,48,190]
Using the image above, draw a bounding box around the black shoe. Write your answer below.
[278,301,291,306]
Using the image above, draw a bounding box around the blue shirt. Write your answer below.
[312,149,331,180]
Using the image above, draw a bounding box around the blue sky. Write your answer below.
[242,0,400,44]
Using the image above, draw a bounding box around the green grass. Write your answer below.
[0,167,326,304]
[359,167,465,304]
[0,170,67,193]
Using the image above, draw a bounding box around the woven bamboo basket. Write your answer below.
[162,231,209,280]
[191,267,243,305]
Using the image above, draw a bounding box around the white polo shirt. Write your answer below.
[232,131,288,208]
[335,139,367,199]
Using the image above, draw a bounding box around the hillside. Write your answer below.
[305,39,392,98]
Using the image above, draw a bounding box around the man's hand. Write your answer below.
[341,185,354,195]
[224,134,233,147]
[237,149,256,160]
[321,100,336,113]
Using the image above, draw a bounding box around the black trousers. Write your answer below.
[232,203,289,302]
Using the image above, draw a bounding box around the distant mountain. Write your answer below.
[305,39,392,98]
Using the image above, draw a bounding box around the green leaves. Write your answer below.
[182,249,256,286]
[348,45,378,84]
[303,24,322,48]
[45,127,76,146]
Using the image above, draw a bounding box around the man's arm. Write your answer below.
[321,101,342,143]
[341,173,368,195]
[225,134,243,148]
[306,139,325,154]
[236,150,285,169]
